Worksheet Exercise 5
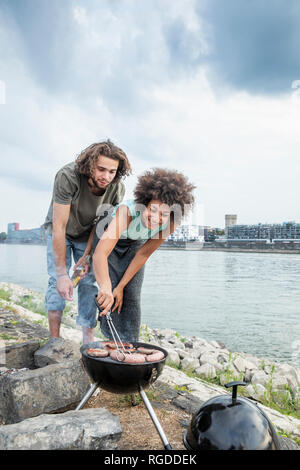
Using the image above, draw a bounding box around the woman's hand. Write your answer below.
[112,285,124,314]
[97,287,114,316]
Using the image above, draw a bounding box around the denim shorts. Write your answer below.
[45,234,98,328]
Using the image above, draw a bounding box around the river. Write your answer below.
[0,244,299,366]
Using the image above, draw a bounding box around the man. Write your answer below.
[44,140,131,344]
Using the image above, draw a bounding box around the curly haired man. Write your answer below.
[44,140,131,343]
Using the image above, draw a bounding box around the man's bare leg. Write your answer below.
[82,326,94,345]
[48,310,63,338]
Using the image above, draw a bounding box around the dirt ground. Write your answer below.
[83,386,191,450]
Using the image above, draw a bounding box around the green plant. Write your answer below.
[174,385,192,394]
[0,288,12,302]
[18,296,47,317]
[0,333,17,341]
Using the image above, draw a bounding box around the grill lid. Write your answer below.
[184,381,280,450]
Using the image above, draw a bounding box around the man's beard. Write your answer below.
[87,177,107,195]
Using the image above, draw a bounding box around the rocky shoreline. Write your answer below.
[0,281,300,448]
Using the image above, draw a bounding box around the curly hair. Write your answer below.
[134,168,196,221]
[75,140,132,183]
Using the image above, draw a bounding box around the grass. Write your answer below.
[17,295,48,317]
[167,360,300,422]
[0,333,17,341]
[0,287,12,302]
[117,389,159,408]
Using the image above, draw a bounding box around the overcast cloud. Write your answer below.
[0,0,299,233]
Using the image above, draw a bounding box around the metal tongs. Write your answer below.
[95,296,132,362]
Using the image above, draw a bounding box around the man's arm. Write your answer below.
[52,202,73,300]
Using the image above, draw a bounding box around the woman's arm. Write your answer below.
[112,220,177,313]
[93,205,131,315]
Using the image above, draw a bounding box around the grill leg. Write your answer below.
[139,386,172,450]
[76,382,99,411]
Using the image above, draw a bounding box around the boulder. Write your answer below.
[245,383,267,402]
[181,357,200,372]
[194,363,217,380]
[251,370,269,388]
[199,353,218,366]
[166,350,181,367]
[0,408,121,450]
[34,337,81,368]
[174,349,191,360]
[275,363,300,386]
[0,341,40,369]
[0,359,90,424]
[233,356,258,374]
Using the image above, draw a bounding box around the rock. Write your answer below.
[217,353,229,365]
[210,340,221,349]
[294,391,300,411]
[174,349,190,360]
[245,384,267,402]
[184,341,193,349]
[155,328,176,340]
[271,374,289,392]
[276,363,300,386]
[199,353,223,372]
[181,357,199,372]
[166,350,181,367]
[245,355,261,368]
[172,393,204,415]
[34,337,81,368]
[278,436,300,450]
[251,370,269,388]
[233,356,258,374]
[0,408,121,450]
[0,359,90,424]
[194,363,217,380]
[199,352,218,366]
[0,341,40,369]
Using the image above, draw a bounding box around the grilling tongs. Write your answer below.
[95,296,132,362]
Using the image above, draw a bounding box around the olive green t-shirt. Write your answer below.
[44,162,125,242]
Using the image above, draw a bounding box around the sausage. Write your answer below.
[109,350,145,363]
[146,351,165,362]
[87,348,109,358]
[101,341,133,350]
[137,347,157,355]
[123,353,145,364]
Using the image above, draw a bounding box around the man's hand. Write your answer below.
[97,287,114,316]
[73,255,90,280]
[112,285,124,314]
[57,275,73,301]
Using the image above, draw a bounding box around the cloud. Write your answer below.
[0,0,300,234]
[198,0,300,94]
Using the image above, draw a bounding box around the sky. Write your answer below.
[0,0,300,233]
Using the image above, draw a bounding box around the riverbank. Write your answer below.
[0,281,300,446]
[201,247,300,254]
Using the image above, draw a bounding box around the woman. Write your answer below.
[92,167,195,342]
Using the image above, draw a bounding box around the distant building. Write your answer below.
[6,223,46,244]
[167,224,203,242]
[227,221,300,240]
[225,215,237,237]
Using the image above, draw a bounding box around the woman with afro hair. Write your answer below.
[92,168,196,342]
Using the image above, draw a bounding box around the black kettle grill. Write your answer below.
[76,298,172,450]
[183,381,280,450]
